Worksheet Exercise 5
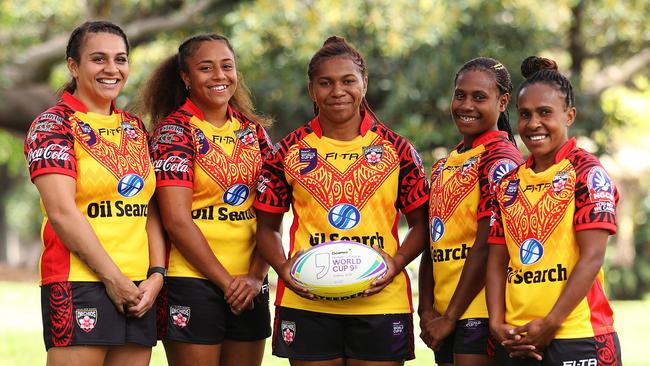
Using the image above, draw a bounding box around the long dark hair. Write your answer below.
[454,57,516,145]
[62,21,130,94]
[140,34,272,127]
[307,36,380,123]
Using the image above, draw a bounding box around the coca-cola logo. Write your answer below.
[27,144,71,164]
[153,156,190,173]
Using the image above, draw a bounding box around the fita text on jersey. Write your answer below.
[25,92,155,285]
[255,112,429,315]
[150,99,273,278]
[429,131,522,319]
[489,138,618,338]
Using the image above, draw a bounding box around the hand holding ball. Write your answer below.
[290,241,388,300]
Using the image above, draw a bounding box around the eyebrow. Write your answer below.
[196,58,234,64]
[88,51,127,56]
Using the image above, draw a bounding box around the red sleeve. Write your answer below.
[569,150,618,234]
[487,173,520,245]
[254,134,295,213]
[24,106,77,181]
[397,140,430,213]
[255,123,274,161]
[477,141,523,219]
[150,118,195,189]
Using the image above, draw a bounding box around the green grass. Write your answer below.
[0,281,647,365]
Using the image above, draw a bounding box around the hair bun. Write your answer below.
[520,56,558,79]
[323,35,346,46]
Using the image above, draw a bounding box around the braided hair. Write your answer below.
[307,36,380,123]
[454,57,516,145]
[519,56,575,109]
[141,34,272,127]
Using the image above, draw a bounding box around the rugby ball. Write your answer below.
[290,240,388,300]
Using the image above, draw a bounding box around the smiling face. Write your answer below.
[451,69,508,148]
[181,40,237,122]
[308,56,367,132]
[517,82,576,171]
[67,32,128,113]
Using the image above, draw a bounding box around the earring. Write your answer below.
[185,84,190,91]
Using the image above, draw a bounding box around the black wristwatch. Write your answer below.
[147,266,167,278]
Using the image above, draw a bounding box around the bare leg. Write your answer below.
[455,353,495,366]
[47,345,108,366]
[104,343,152,366]
[219,339,266,366]
[163,340,221,366]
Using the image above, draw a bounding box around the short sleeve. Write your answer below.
[397,141,429,213]
[571,153,618,234]
[150,121,195,188]
[477,142,522,219]
[24,109,77,180]
[254,144,291,213]
[256,124,274,160]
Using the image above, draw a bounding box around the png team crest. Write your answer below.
[121,121,138,140]
[75,307,98,332]
[235,127,256,146]
[460,157,478,176]
[281,320,296,345]
[363,145,384,164]
[170,305,190,329]
[552,171,569,193]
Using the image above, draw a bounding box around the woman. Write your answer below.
[254,36,430,366]
[486,56,622,365]
[419,57,523,366]
[24,21,165,366]
[142,34,273,366]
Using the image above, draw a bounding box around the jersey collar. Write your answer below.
[525,137,577,168]
[181,98,234,122]
[309,111,373,138]
[455,130,508,152]
[61,91,120,114]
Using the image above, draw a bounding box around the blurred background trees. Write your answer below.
[0,0,648,298]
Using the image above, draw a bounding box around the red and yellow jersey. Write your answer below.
[24,92,155,285]
[488,138,618,338]
[429,131,522,319]
[150,99,272,278]
[255,112,429,315]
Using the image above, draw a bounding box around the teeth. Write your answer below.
[459,116,478,122]
[210,85,227,91]
[529,135,547,141]
[98,79,118,84]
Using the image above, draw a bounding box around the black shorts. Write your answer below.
[434,318,494,364]
[41,281,156,350]
[272,306,415,361]
[157,277,271,344]
[495,332,622,366]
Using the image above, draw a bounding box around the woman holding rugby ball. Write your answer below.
[418,57,523,366]
[142,34,273,366]
[255,36,429,365]
[486,56,621,365]
[24,21,165,365]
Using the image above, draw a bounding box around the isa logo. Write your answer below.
[223,184,250,206]
[587,167,615,203]
[299,148,318,175]
[328,203,361,230]
[195,129,210,155]
[519,238,544,265]
[117,174,145,197]
[430,216,445,242]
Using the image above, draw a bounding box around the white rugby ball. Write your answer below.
[290,240,388,300]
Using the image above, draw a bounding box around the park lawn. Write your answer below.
[0,281,647,366]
